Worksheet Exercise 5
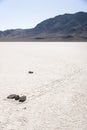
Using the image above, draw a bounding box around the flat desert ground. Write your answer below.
[0,42,87,130]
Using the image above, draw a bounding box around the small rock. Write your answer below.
[15,95,20,100]
[7,94,17,99]
[19,96,26,102]
[28,71,34,74]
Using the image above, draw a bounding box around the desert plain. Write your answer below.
[0,42,87,130]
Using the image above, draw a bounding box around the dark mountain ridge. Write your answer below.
[0,12,87,41]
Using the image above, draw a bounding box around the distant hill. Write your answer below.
[0,12,87,41]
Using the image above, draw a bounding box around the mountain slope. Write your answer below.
[0,12,87,41]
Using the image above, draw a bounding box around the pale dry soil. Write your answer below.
[0,42,87,130]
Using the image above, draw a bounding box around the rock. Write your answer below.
[7,94,19,100]
[15,95,20,100]
[7,94,26,102]
[28,71,33,74]
[7,94,17,99]
[19,96,26,102]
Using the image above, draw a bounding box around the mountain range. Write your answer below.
[0,12,87,41]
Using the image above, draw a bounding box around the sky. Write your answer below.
[0,0,87,30]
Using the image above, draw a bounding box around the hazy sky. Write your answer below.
[0,0,87,30]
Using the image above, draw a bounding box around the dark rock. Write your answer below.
[15,95,20,100]
[28,71,34,74]
[7,94,17,99]
[19,96,26,102]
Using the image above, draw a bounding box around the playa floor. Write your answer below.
[0,42,87,130]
